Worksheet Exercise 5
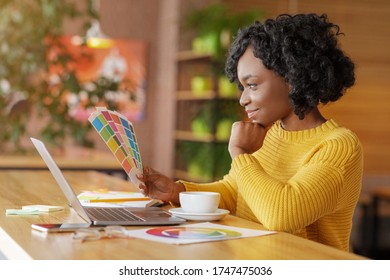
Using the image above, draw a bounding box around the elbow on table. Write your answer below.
[260,217,303,234]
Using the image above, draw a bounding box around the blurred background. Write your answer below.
[0,0,389,259]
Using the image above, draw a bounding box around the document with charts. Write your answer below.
[124,222,276,245]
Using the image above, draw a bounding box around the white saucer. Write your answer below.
[169,208,229,221]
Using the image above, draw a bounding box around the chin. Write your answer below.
[256,119,274,128]
[251,119,265,126]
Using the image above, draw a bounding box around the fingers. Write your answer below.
[138,166,155,197]
[136,172,145,182]
[140,166,165,185]
[142,166,156,175]
[138,184,149,196]
[143,166,161,176]
[142,166,151,175]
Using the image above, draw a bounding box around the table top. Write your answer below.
[0,170,367,260]
[0,147,124,173]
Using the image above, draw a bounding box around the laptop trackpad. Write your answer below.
[132,208,172,219]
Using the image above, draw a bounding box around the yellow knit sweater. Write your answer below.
[182,119,363,251]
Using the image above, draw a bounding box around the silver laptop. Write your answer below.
[30,137,185,226]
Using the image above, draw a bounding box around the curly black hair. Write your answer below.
[225,13,355,119]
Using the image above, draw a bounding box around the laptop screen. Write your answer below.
[30,137,91,223]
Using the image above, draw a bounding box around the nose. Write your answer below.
[239,89,250,107]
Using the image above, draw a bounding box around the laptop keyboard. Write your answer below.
[86,207,145,222]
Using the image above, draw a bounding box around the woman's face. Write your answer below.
[237,46,293,127]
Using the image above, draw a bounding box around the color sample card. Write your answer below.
[88,107,143,178]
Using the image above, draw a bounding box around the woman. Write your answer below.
[138,13,363,252]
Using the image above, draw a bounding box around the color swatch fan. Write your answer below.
[88,107,143,187]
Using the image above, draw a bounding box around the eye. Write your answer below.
[247,83,257,90]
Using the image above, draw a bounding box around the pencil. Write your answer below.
[84,197,151,203]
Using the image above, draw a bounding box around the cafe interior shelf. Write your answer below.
[174,49,242,182]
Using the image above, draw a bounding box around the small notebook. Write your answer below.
[88,107,143,187]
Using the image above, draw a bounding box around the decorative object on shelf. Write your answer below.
[218,76,237,98]
[71,0,113,49]
[191,117,211,137]
[190,76,212,97]
[191,32,220,56]
[216,118,233,141]
[191,102,212,137]
[84,19,114,49]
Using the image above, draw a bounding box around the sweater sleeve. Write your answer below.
[231,135,362,233]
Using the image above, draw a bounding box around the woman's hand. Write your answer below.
[137,166,185,204]
[228,121,268,158]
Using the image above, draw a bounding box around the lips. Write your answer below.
[246,108,259,119]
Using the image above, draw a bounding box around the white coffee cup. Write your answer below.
[179,191,220,213]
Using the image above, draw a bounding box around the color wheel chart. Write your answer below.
[146,226,242,240]
[124,222,275,245]
[88,107,142,184]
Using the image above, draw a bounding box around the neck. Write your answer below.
[281,108,326,131]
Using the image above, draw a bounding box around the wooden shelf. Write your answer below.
[174,49,237,182]
[177,90,215,100]
[175,130,229,143]
[176,50,212,61]
[175,130,215,142]
[177,90,239,101]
